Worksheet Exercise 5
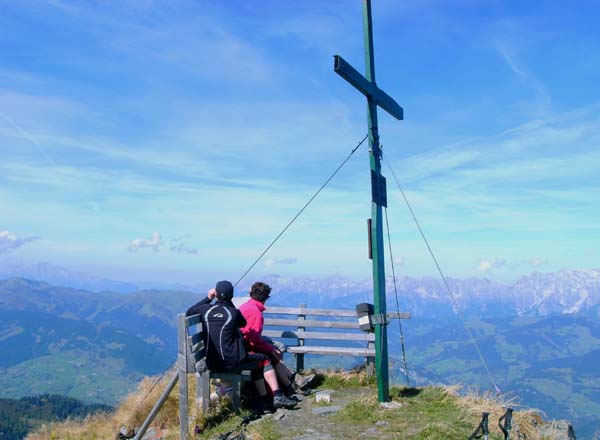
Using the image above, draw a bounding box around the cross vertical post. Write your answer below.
[334,0,404,403]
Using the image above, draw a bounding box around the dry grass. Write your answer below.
[26,369,183,440]
[25,369,550,440]
[455,387,545,440]
[312,367,375,389]
[25,370,248,440]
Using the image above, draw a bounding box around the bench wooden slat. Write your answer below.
[266,306,358,317]
[188,333,204,353]
[193,349,205,364]
[264,318,359,329]
[195,359,206,373]
[287,346,375,357]
[263,329,375,342]
[266,308,411,320]
[186,314,202,327]
[388,312,412,319]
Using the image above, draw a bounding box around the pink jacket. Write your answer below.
[239,297,274,355]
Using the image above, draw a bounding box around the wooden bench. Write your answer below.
[262,304,410,374]
[174,305,410,439]
[176,313,251,439]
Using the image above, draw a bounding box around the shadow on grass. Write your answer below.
[311,373,327,388]
[397,387,421,398]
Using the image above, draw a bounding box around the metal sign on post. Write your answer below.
[334,0,404,402]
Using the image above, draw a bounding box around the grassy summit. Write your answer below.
[25,370,551,440]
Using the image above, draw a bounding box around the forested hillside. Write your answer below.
[0,394,112,440]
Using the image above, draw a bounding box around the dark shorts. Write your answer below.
[262,336,285,366]
[232,353,270,380]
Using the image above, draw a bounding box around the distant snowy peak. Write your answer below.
[257,270,600,318]
[1,262,599,317]
[0,261,138,293]
[510,269,600,315]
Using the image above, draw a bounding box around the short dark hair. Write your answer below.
[250,282,271,302]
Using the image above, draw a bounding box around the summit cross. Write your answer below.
[334,0,404,403]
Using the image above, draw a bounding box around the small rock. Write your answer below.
[380,401,402,410]
[375,420,390,426]
[311,405,343,415]
[538,420,576,440]
[316,391,332,403]
[274,412,286,421]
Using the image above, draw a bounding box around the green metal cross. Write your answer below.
[334,0,404,403]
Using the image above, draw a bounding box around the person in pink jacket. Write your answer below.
[239,282,313,396]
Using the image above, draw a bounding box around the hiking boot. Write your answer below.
[273,393,297,409]
[294,373,316,390]
[283,382,295,397]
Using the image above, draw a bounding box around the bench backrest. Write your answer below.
[179,305,403,374]
[262,305,375,345]
[261,304,376,372]
[177,313,206,374]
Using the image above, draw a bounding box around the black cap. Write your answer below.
[215,280,234,300]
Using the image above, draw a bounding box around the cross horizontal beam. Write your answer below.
[334,55,404,121]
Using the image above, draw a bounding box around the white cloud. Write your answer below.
[170,237,198,255]
[264,257,298,268]
[477,257,507,273]
[529,257,548,267]
[128,232,163,252]
[394,256,406,266]
[0,230,39,254]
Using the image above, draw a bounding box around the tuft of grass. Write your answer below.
[25,369,238,440]
[459,387,546,440]
[313,368,375,390]
[246,418,282,440]
[324,385,545,440]
[331,397,380,425]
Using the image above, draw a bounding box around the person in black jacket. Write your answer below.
[186,280,296,411]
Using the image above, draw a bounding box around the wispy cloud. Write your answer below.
[0,111,55,166]
[477,258,507,273]
[0,230,39,254]
[128,232,163,253]
[264,257,298,268]
[1,0,599,280]
[170,237,198,255]
[493,37,551,114]
[529,258,548,267]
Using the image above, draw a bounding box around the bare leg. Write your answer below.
[263,367,280,393]
[274,363,292,386]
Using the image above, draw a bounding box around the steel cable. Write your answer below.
[384,206,411,387]
[382,151,501,395]
[234,134,369,287]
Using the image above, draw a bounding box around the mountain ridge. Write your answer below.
[1,272,600,436]
[2,262,600,318]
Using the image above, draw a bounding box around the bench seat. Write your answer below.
[287,345,375,357]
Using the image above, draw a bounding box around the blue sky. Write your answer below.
[1,0,599,284]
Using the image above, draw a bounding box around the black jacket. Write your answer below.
[186,297,247,372]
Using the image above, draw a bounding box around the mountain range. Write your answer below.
[1,268,600,437]
[250,269,600,318]
[3,261,600,318]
